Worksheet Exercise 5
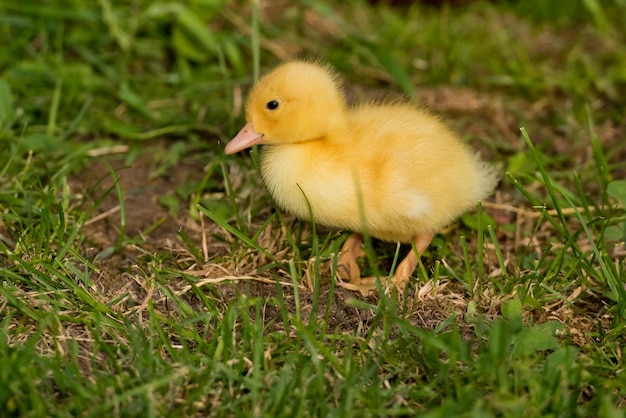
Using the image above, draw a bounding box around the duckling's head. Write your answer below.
[225,61,347,154]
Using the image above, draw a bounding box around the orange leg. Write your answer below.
[336,233,365,283]
[336,232,435,297]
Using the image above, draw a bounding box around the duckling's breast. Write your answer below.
[260,142,360,228]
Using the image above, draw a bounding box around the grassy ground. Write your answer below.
[1,0,626,416]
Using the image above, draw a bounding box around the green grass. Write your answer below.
[2,0,626,416]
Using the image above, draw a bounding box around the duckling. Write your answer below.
[225,60,499,296]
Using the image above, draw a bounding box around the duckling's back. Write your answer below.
[341,102,499,241]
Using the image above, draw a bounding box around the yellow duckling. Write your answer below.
[225,60,499,296]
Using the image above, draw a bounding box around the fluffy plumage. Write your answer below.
[226,60,498,295]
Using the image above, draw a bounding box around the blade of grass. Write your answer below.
[487,225,506,290]
[197,204,280,264]
[178,226,203,264]
[477,201,484,289]
[47,79,62,137]
[218,158,245,231]
[251,0,260,82]
[289,260,301,323]
[507,171,568,237]
[103,162,126,250]
[520,127,569,235]
[563,193,626,317]
[460,235,473,297]
[586,105,611,191]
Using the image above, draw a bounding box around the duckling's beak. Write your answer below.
[225,122,265,154]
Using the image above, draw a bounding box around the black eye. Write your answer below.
[266,100,279,110]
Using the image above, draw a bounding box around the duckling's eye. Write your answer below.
[266,100,279,110]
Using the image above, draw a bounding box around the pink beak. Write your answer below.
[225,122,266,154]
